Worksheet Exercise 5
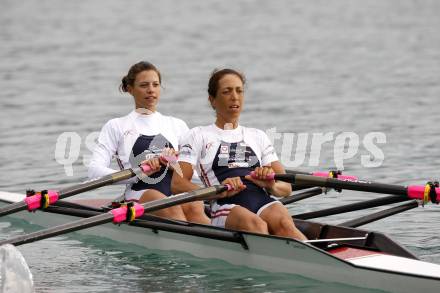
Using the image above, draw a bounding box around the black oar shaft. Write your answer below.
[275,174,408,196]
[279,188,323,205]
[57,169,135,198]
[286,170,325,191]
[0,186,227,246]
[285,170,311,176]
[293,194,407,220]
[0,169,136,217]
[339,200,419,228]
[0,202,28,216]
[1,213,113,246]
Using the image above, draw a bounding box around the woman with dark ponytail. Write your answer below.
[88,61,210,224]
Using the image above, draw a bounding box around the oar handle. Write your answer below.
[139,155,178,173]
[249,171,275,180]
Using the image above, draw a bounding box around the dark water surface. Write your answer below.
[1,0,440,292]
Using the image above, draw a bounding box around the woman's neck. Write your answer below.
[215,116,239,130]
[135,107,156,115]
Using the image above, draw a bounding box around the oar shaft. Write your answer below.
[286,169,358,181]
[279,187,323,205]
[58,155,177,198]
[0,169,137,217]
[0,202,28,217]
[58,169,135,198]
[275,174,408,196]
[339,200,419,228]
[293,194,407,220]
[0,185,228,246]
[0,213,113,246]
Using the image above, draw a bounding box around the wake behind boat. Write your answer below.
[1,186,440,293]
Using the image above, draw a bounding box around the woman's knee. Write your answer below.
[182,201,205,216]
[161,205,185,217]
[139,190,186,220]
[226,207,268,234]
[277,216,295,232]
[248,216,269,234]
[139,190,165,202]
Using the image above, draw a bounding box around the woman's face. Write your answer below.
[210,74,244,122]
[128,70,161,112]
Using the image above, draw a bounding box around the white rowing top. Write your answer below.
[88,110,189,186]
[178,124,278,186]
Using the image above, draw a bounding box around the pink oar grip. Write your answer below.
[249,171,275,180]
[407,185,440,201]
[225,184,234,191]
[140,164,152,173]
[140,155,178,173]
[311,172,358,181]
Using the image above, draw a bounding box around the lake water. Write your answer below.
[1,0,439,292]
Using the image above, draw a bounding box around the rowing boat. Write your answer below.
[1,189,439,293]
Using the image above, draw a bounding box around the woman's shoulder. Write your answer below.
[180,125,215,142]
[107,112,129,125]
[242,125,267,137]
[158,113,189,129]
[188,124,215,134]
[100,112,135,134]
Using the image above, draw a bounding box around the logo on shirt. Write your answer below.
[216,141,259,168]
[228,162,251,168]
[206,142,214,150]
[220,145,229,154]
[180,144,193,156]
[181,144,192,150]
[123,130,136,137]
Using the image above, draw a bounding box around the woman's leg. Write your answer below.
[139,189,187,221]
[259,203,307,240]
[181,201,211,225]
[225,205,269,234]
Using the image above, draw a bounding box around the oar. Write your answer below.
[293,194,411,219]
[0,170,136,217]
[0,157,174,217]
[286,169,358,181]
[0,185,230,246]
[269,173,440,204]
[267,170,357,191]
[279,187,324,205]
[339,200,419,228]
